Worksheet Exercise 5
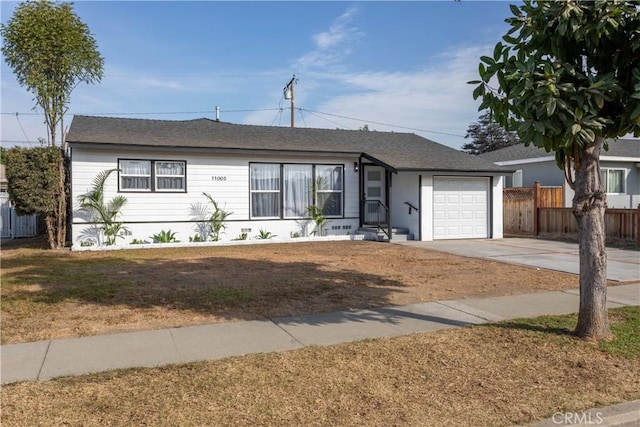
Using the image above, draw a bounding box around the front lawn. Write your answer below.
[0,240,582,344]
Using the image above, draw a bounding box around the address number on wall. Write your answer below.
[211,176,227,181]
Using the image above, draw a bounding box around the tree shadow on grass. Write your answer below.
[482,320,575,337]
[1,251,413,323]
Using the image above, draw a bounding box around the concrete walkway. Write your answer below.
[400,238,640,283]
[2,283,638,385]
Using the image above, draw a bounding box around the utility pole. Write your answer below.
[283,75,297,128]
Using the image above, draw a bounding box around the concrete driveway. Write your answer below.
[399,238,640,283]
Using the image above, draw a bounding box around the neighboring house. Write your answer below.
[481,139,640,208]
[66,115,511,248]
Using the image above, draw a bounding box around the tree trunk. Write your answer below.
[571,136,611,340]
[44,215,56,250]
[55,155,67,248]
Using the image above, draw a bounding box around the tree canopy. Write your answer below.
[462,112,520,155]
[1,0,104,148]
[470,0,639,162]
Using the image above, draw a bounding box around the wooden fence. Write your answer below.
[503,182,563,236]
[504,183,640,243]
[537,207,640,243]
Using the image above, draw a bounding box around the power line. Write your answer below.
[302,109,353,130]
[2,106,466,139]
[298,108,466,138]
[1,108,282,116]
[15,113,31,143]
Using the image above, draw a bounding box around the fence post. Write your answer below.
[533,181,541,237]
[636,205,640,245]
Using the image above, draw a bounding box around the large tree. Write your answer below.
[462,111,520,155]
[1,0,104,248]
[470,1,639,340]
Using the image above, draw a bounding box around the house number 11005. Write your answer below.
[211,176,227,181]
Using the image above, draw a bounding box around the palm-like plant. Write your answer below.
[189,192,233,241]
[78,169,128,246]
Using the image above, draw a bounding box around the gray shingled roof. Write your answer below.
[479,139,640,163]
[66,115,509,173]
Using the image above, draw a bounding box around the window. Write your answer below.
[249,163,344,219]
[316,165,343,217]
[600,168,626,194]
[283,164,312,218]
[250,163,280,218]
[155,161,186,191]
[120,160,151,191]
[119,159,186,192]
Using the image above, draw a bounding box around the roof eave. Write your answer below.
[67,141,363,158]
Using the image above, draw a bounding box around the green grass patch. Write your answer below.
[491,306,640,359]
[202,288,253,303]
[600,306,640,359]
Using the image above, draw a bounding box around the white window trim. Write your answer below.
[119,160,152,192]
[600,168,627,195]
[154,161,186,192]
[118,159,186,193]
[249,163,344,219]
[316,165,344,219]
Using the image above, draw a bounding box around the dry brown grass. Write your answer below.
[1,240,583,344]
[2,321,638,427]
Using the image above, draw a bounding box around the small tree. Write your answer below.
[78,169,128,246]
[469,1,639,340]
[5,147,64,248]
[462,112,520,155]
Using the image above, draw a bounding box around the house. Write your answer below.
[66,115,511,248]
[480,139,640,208]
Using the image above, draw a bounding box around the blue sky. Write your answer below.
[1,1,516,149]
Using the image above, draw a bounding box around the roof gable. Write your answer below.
[66,115,509,173]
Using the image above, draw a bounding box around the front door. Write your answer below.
[364,166,386,224]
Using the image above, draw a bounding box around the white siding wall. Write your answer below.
[492,175,504,238]
[71,147,360,248]
[420,175,434,241]
[390,173,420,239]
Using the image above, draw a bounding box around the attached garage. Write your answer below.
[432,177,489,240]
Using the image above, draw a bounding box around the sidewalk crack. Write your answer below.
[36,340,52,381]
[269,319,306,348]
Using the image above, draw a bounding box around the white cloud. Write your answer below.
[296,6,362,70]
[245,44,490,149]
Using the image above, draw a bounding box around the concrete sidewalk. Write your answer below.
[2,283,638,385]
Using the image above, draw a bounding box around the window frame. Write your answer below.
[154,161,187,192]
[249,163,281,219]
[315,164,344,218]
[118,159,187,193]
[600,168,627,195]
[249,162,345,220]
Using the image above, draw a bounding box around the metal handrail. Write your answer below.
[404,201,419,214]
[363,200,390,239]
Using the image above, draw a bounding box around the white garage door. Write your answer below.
[433,177,489,240]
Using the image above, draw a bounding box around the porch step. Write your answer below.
[357,226,414,242]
